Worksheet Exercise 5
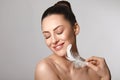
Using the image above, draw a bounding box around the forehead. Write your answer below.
[41,14,70,31]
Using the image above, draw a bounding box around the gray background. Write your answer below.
[0,0,120,80]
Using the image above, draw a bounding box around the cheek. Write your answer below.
[61,30,75,42]
[45,39,51,47]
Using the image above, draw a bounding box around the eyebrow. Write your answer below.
[42,31,49,33]
[53,25,63,31]
[42,25,63,33]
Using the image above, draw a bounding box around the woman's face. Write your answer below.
[42,14,78,56]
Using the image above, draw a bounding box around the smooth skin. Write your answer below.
[35,14,111,80]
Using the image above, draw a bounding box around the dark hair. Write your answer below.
[41,1,77,26]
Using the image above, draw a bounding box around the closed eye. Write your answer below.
[56,30,63,35]
[43,32,51,39]
[44,35,50,39]
[55,26,64,35]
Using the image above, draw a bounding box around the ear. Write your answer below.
[73,23,80,35]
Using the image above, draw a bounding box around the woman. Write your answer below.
[35,1,111,80]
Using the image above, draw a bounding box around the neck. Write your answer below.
[51,53,74,71]
[71,44,80,57]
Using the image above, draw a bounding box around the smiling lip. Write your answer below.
[53,43,64,51]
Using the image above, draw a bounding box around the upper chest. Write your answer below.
[48,56,100,80]
[54,64,100,80]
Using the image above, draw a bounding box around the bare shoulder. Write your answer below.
[35,58,60,80]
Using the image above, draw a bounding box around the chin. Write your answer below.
[54,50,66,57]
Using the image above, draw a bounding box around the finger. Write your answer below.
[86,62,98,72]
[86,56,104,62]
[89,60,97,65]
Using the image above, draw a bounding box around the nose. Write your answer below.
[51,35,58,44]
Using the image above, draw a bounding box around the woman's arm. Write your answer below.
[86,56,111,80]
[35,60,60,80]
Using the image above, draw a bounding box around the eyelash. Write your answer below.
[45,36,50,39]
[56,29,63,34]
[57,31,62,35]
[44,35,50,39]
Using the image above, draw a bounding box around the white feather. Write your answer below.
[66,44,76,61]
[66,44,87,68]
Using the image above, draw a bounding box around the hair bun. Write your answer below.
[54,0,71,9]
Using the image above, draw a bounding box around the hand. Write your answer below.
[86,56,111,80]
